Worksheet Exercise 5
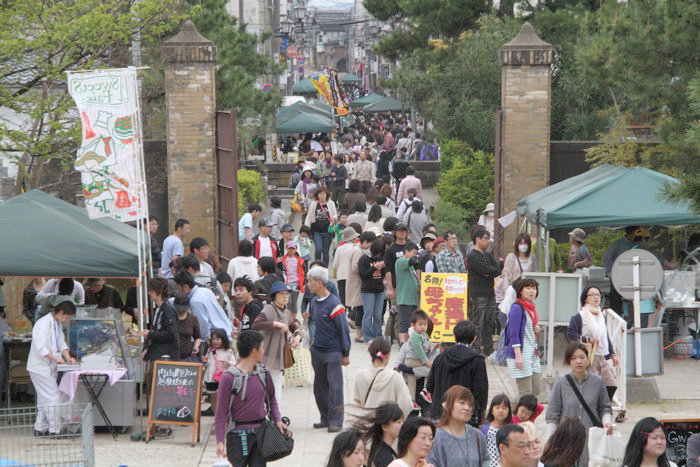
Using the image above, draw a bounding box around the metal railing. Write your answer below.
[0,403,95,466]
[606,308,627,420]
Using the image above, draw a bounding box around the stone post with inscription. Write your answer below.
[161,21,218,249]
[497,23,553,256]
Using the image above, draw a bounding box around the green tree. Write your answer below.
[0,0,187,193]
[191,0,281,118]
[363,0,491,59]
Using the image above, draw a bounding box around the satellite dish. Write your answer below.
[611,249,663,301]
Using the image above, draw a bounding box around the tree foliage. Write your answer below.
[0,0,187,193]
[191,0,281,118]
[362,0,491,59]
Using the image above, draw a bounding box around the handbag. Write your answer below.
[565,374,603,427]
[283,337,295,369]
[581,338,597,368]
[588,426,625,467]
[291,193,303,213]
[257,374,294,461]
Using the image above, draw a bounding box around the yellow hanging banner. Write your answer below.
[419,273,469,343]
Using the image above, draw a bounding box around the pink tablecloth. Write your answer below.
[58,369,127,401]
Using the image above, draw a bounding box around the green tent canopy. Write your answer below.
[516,164,700,229]
[0,190,140,277]
[362,96,408,113]
[341,73,362,83]
[276,112,335,134]
[277,102,331,124]
[292,78,317,95]
[350,93,384,108]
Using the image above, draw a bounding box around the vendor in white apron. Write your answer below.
[27,300,77,436]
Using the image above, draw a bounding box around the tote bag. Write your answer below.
[588,427,625,467]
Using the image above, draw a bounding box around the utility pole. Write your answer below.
[239,0,244,31]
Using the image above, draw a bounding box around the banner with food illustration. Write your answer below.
[419,273,469,342]
[67,68,144,221]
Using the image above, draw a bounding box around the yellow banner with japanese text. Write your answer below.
[420,273,468,343]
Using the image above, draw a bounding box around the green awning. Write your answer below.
[341,73,362,83]
[292,78,318,95]
[350,93,384,108]
[277,102,331,124]
[362,96,408,113]
[516,164,700,229]
[0,190,140,277]
[276,112,335,134]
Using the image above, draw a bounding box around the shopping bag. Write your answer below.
[284,348,312,387]
[582,339,597,367]
[588,427,625,467]
[212,456,232,467]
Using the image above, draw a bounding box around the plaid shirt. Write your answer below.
[435,247,466,273]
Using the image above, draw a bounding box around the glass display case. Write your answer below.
[68,307,133,377]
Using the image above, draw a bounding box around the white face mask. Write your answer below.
[518,244,529,254]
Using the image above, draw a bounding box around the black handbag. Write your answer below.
[257,374,294,461]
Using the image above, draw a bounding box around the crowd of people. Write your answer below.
[12,111,695,466]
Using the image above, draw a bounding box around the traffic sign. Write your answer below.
[288,45,297,56]
[611,249,663,300]
[296,50,304,59]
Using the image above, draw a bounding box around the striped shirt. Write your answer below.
[507,313,541,379]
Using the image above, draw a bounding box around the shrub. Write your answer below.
[435,146,494,225]
[432,199,472,237]
[237,169,265,217]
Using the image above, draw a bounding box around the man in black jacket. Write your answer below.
[426,321,488,424]
[466,227,504,355]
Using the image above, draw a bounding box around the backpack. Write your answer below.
[227,363,268,398]
[197,276,228,311]
[392,158,410,181]
[420,143,439,161]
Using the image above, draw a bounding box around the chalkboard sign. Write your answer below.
[146,361,203,445]
[661,419,700,466]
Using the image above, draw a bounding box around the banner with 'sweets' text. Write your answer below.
[419,273,469,342]
[67,68,144,221]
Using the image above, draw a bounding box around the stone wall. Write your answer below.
[162,21,218,249]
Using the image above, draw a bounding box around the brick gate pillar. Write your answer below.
[497,23,553,255]
[162,21,218,249]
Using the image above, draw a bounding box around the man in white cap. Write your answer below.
[478,202,495,237]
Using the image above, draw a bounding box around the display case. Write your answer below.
[68,307,134,378]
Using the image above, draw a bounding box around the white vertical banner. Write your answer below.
[67,68,145,221]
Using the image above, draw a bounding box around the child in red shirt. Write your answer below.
[512,394,544,424]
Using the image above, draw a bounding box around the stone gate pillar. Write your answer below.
[162,21,218,248]
[497,23,553,255]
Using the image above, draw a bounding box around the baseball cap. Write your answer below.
[281,224,295,232]
[173,293,190,311]
[286,241,299,250]
[394,222,408,231]
[259,218,275,227]
[433,236,445,248]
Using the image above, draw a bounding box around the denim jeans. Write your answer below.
[361,291,385,342]
[313,231,332,265]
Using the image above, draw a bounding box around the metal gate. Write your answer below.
[216,110,238,264]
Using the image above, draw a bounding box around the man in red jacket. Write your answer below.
[253,218,279,260]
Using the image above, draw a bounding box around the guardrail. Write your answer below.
[606,308,627,422]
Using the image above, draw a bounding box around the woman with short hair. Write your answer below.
[546,342,612,467]
[427,385,489,467]
[504,278,542,397]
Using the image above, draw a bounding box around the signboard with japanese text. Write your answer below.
[661,419,700,466]
[420,273,468,342]
[146,360,203,445]
[67,68,145,222]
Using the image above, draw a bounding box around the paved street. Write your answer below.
[92,333,700,466]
